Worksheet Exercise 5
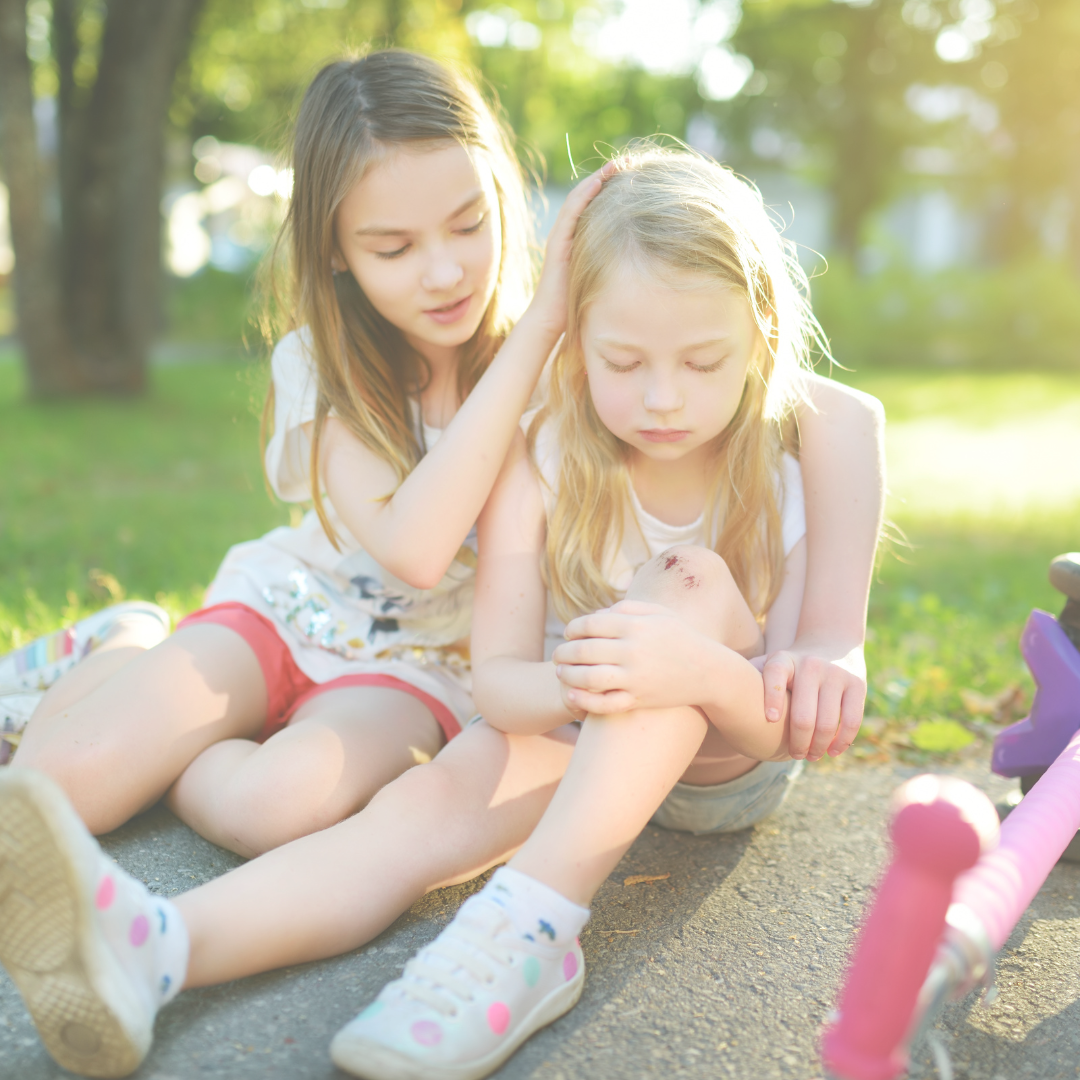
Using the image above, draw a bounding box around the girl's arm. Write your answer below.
[764,373,886,759]
[321,169,610,590]
[551,539,809,762]
[469,433,578,735]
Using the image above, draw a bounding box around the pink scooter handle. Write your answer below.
[821,776,1000,1080]
[954,726,1080,952]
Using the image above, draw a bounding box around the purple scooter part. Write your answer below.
[992,609,1080,778]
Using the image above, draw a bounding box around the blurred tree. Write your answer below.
[0,0,205,395]
[974,0,1080,267]
[174,1,706,184]
[729,0,945,259]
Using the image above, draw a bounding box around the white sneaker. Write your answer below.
[331,891,585,1080]
[0,769,188,1078]
[0,601,171,696]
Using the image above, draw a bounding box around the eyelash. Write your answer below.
[602,360,724,373]
[373,216,486,260]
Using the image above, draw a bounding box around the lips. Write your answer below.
[424,295,471,325]
[639,429,690,443]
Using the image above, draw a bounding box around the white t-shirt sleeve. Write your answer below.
[264,328,319,503]
[780,453,807,556]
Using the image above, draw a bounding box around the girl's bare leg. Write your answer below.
[512,544,778,906]
[29,614,179,720]
[175,718,578,988]
[13,625,268,834]
[167,685,447,858]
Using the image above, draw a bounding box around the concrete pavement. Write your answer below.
[2,758,1078,1080]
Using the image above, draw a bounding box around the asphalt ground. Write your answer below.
[2,757,1079,1080]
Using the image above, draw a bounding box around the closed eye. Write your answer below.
[687,359,725,373]
[603,359,639,373]
[458,215,486,235]
[375,243,410,260]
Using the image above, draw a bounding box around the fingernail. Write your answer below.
[766,708,779,720]
[556,665,562,676]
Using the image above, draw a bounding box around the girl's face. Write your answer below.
[580,263,760,464]
[333,142,502,362]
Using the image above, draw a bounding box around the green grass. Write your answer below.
[1,350,1078,766]
[0,353,289,650]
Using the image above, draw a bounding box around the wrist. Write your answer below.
[516,299,564,349]
[694,634,737,707]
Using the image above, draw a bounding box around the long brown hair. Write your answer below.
[530,143,828,622]
[262,50,534,544]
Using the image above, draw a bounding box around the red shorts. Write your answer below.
[176,602,461,743]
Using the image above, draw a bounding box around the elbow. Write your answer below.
[401,567,449,592]
[380,554,452,591]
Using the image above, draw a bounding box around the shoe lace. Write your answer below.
[398,903,516,1018]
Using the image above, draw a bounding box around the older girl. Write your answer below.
[0,50,608,1077]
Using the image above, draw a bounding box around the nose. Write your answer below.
[421,244,465,293]
[642,371,683,417]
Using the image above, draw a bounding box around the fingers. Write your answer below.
[762,652,795,723]
[805,679,844,762]
[556,662,624,693]
[786,660,821,759]
[551,638,623,666]
[828,680,867,757]
[563,688,637,715]
[562,612,634,641]
[558,687,587,722]
[546,164,613,248]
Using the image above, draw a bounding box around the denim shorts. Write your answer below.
[650,759,804,835]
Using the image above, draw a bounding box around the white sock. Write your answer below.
[483,866,590,947]
[93,859,189,1010]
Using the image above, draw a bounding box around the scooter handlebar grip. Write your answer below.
[821,776,999,1080]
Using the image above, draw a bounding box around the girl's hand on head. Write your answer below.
[551,599,713,716]
[526,162,618,341]
[761,646,867,761]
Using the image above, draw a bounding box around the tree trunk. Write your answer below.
[0,0,79,394]
[63,0,206,393]
[0,0,205,397]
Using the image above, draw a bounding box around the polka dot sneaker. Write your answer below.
[0,601,172,696]
[330,886,586,1080]
[0,769,188,1078]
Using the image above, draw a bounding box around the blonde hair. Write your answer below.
[530,142,828,623]
[262,50,534,544]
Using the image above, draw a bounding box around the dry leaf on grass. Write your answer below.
[623,873,670,887]
[960,684,1026,723]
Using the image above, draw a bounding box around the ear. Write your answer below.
[330,245,348,274]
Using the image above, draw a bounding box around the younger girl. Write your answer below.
[330,145,874,1080]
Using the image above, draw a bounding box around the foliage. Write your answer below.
[909,718,976,753]
[0,354,287,648]
[857,509,1076,761]
[811,257,1080,369]
[727,0,1080,263]
[730,0,944,256]
[173,0,704,185]
[164,267,259,346]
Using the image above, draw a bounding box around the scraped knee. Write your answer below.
[628,545,733,602]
